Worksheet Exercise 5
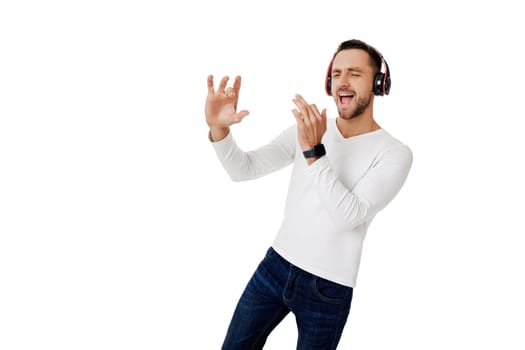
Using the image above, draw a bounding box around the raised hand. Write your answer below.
[292,94,327,152]
[205,75,249,130]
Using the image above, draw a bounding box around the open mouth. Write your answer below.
[338,92,354,105]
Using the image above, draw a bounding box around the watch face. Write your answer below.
[314,144,326,156]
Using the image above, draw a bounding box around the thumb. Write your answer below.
[232,110,250,124]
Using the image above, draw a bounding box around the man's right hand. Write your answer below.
[205,75,249,142]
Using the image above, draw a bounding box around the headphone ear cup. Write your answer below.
[325,61,333,96]
[373,72,384,96]
[384,74,391,95]
[326,76,332,96]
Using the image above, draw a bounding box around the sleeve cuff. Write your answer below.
[208,129,232,144]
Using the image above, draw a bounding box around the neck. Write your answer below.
[336,112,381,139]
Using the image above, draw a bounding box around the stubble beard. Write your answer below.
[338,93,372,120]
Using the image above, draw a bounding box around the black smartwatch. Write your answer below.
[303,144,326,159]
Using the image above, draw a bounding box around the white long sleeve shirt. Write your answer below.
[211,118,413,287]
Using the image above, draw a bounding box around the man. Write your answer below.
[206,39,413,349]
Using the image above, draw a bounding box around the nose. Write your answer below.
[336,76,351,92]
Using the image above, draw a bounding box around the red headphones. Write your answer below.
[325,48,391,97]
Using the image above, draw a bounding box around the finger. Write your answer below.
[233,76,242,96]
[233,76,241,109]
[292,109,305,126]
[295,99,315,125]
[293,94,309,109]
[294,94,313,111]
[294,95,317,123]
[292,97,309,119]
[237,110,249,118]
[305,111,315,127]
[300,107,313,127]
[310,104,323,121]
[295,94,307,103]
[218,76,229,93]
[321,108,327,121]
[207,75,215,93]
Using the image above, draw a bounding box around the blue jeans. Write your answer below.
[222,247,353,350]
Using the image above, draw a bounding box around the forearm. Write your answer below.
[305,146,412,230]
[306,158,374,230]
[211,126,296,181]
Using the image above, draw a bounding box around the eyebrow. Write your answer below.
[332,67,364,73]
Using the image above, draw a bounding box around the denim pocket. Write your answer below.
[312,276,352,304]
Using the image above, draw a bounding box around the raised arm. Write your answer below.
[206,75,296,181]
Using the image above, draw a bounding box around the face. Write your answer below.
[331,49,375,120]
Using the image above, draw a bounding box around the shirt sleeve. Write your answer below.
[305,144,413,230]
[210,125,297,181]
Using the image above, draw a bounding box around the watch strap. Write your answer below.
[303,144,326,159]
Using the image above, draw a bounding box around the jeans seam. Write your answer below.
[282,263,294,303]
[328,304,344,350]
[329,293,351,349]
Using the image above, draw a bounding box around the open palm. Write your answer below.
[205,75,249,128]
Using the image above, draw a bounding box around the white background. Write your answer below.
[1,0,524,349]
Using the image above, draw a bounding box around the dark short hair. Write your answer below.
[332,39,382,74]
